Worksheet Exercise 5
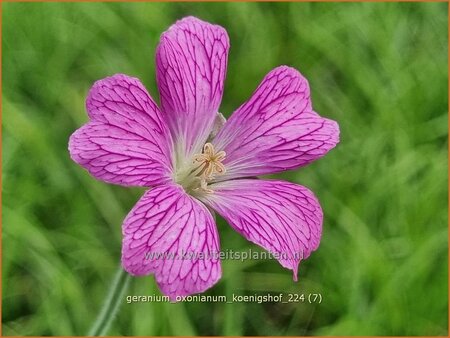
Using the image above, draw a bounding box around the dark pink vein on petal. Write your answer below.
[156,16,229,156]
[69,74,173,187]
[122,184,221,300]
[201,179,323,280]
[212,66,340,180]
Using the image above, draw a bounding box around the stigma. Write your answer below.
[192,143,226,180]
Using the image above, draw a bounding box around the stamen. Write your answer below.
[186,142,226,193]
[193,178,213,194]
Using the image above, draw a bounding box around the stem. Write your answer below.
[88,266,131,336]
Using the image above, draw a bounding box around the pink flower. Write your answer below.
[69,16,339,300]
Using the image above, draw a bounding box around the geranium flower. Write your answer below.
[69,16,339,300]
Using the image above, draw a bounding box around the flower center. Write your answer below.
[175,143,226,194]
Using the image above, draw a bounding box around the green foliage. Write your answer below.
[2,2,448,336]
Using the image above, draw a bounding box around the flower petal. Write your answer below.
[212,66,339,180]
[69,74,173,186]
[122,184,221,300]
[200,179,323,280]
[156,16,229,157]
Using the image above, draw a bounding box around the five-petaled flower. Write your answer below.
[69,16,340,300]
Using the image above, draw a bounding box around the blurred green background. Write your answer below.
[2,2,448,336]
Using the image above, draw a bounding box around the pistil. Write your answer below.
[176,142,226,194]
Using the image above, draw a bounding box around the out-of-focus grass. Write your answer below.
[2,2,447,336]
